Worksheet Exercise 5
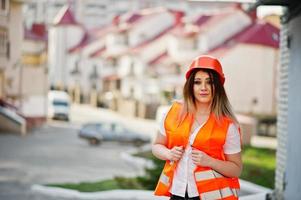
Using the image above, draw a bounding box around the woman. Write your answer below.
[152,55,242,200]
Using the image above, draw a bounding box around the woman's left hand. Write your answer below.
[191,148,214,167]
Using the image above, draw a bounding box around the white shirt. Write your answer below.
[158,107,241,197]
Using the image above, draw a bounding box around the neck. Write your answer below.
[195,103,211,116]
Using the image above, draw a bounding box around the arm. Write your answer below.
[210,152,242,178]
[191,123,243,178]
[152,132,184,161]
[191,150,243,178]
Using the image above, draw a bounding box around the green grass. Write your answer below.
[47,179,120,192]
[241,145,276,188]
[47,146,276,191]
[47,176,144,192]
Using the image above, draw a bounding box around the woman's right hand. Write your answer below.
[168,146,184,162]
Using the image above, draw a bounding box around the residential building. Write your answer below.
[0,0,26,134]
[21,22,48,128]
[48,5,86,91]
[0,0,23,102]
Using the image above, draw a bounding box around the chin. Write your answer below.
[196,99,211,104]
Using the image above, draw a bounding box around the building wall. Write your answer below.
[7,2,23,69]
[283,14,301,200]
[0,1,23,98]
[168,36,199,62]
[139,34,169,62]
[222,44,278,115]
[275,21,289,200]
[48,25,84,87]
[129,11,174,47]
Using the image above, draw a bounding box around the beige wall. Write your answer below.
[221,44,279,115]
[9,2,23,67]
[0,1,23,98]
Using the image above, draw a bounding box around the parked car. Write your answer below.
[48,90,70,121]
[78,122,151,146]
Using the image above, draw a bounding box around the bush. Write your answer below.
[136,155,165,190]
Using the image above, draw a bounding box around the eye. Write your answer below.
[206,80,213,85]
[194,80,201,85]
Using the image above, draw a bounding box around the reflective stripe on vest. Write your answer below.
[200,187,238,200]
[195,170,223,182]
[159,172,169,186]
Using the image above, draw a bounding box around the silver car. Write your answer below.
[78,122,151,146]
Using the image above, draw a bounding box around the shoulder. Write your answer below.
[220,115,239,127]
[163,100,184,126]
[227,123,240,133]
[224,122,241,154]
[215,115,240,132]
[169,99,184,112]
[156,100,183,123]
[171,99,183,107]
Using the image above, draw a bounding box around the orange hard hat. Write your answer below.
[185,55,225,85]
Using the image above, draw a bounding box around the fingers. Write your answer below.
[169,146,184,161]
[191,154,200,163]
[191,149,204,164]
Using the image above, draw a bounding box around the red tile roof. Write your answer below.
[24,23,47,41]
[54,6,78,26]
[115,7,178,33]
[208,21,280,56]
[131,24,178,52]
[126,13,142,23]
[68,32,90,53]
[90,47,106,58]
[70,25,116,54]
[171,13,210,37]
[148,51,168,65]
[235,21,279,48]
[193,15,211,26]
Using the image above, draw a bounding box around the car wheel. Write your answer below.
[89,138,100,146]
[134,139,143,147]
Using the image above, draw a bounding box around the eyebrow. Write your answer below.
[194,77,210,80]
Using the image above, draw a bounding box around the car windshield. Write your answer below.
[112,124,125,133]
[84,124,101,130]
[53,100,68,106]
[99,123,126,135]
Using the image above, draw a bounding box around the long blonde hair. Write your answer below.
[181,68,238,124]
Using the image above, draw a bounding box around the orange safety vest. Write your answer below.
[154,102,240,200]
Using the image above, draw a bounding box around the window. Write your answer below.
[0,28,9,58]
[53,100,69,107]
[1,0,5,10]
[129,62,135,76]
[112,123,124,134]
[0,0,8,15]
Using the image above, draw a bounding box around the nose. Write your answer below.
[200,82,207,90]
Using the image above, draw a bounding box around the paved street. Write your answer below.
[0,104,157,200]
